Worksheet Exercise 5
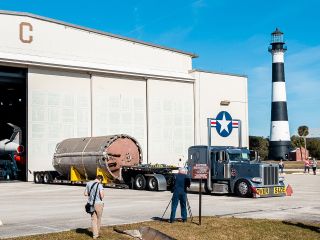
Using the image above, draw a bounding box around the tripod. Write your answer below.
[161,196,193,222]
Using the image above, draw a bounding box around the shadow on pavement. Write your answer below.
[282,221,320,233]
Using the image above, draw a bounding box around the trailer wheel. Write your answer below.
[148,177,158,191]
[134,174,146,190]
[235,179,252,197]
[43,172,53,184]
[34,173,43,184]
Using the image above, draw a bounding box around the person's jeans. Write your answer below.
[170,192,187,222]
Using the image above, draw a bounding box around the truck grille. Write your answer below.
[263,166,278,185]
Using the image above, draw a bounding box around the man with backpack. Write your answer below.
[84,175,104,239]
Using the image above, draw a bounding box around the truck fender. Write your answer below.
[144,174,167,191]
[153,174,167,191]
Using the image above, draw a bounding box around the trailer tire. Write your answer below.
[148,177,158,191]
[34,173,43,184]
[43,172,53,184]
[235,179,252,197]
[134,174,146,190]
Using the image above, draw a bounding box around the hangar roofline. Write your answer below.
[0,10,198,58]
[190,69,247,78]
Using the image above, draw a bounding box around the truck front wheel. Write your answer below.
[134,174,146,190]
[235,180,252,197]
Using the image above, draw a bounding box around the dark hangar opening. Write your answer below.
[0,66,27,181]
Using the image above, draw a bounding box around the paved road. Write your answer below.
[0,174,319,239]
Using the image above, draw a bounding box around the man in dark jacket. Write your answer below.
[169,168,191,223]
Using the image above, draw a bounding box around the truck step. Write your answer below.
[212,183,229,193]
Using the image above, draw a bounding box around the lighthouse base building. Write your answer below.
[0,11,249,181]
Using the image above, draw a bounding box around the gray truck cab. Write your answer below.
[188,145,286,197]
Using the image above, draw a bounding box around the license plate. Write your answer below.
[274,186,286,194]
[256,188,269,195]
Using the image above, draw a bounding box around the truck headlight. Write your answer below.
[251,177,262,183]
[279,176,285,182]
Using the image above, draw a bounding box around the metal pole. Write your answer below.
[186,197,193,222]
[238,120,242,147]
[199,178,202,225]
[207,118,211,147]
[161,198,172,220]
[207,118,212,192]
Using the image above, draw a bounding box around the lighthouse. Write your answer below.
[268,28,290,160]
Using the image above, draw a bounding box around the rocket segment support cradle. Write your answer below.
[52,134,142,182]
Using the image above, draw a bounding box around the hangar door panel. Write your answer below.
[92,76,147,160]
[148,80,194,166]
[28,68,91,181]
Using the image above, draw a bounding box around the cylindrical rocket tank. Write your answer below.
[52,134,142,181]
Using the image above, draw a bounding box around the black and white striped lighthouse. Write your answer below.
[268,28,290,160]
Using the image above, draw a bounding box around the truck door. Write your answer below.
[215,151,227,179]
[210,151,216,177]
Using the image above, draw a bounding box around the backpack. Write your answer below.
[85,182,99,214]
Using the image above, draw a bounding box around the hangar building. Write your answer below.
[0,11,248,181]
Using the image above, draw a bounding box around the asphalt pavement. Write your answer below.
[0,174,319,239]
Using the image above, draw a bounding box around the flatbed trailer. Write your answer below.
[33,164,177,191]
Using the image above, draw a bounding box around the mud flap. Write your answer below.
[251,186,260,198]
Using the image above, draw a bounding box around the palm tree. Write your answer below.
[298,126,309,160]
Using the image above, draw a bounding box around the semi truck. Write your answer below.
[187,117,287,198]
[188,146,286,197]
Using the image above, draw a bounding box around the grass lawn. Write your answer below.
[264,160,305,169]
[7,217,320,240]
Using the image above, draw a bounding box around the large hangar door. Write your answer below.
[28,68,91,181]
[148,80,194,166]
[0,66,27,181]
[92,76,147,160]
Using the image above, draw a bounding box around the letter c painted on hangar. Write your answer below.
[19,22,33,43]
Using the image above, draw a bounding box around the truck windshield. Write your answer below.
[227,150,250,162]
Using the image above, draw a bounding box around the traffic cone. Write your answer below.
[286,184,293,196]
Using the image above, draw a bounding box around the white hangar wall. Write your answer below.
[147,80,194,164]
[0,12,193,79]
[192,70,249,147]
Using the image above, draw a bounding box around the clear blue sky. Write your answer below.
[1,0,319,137]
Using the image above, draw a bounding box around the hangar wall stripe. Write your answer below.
[271,102,288,121]
[270,121,290,141]
[272,82,287,102]
[272,63,285,82]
